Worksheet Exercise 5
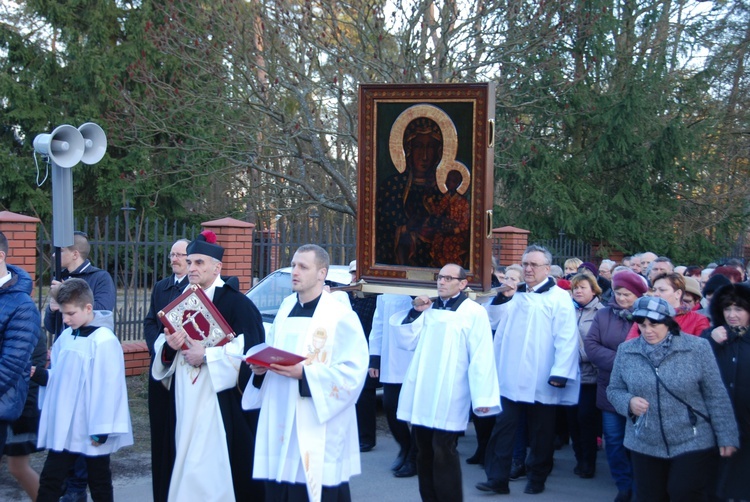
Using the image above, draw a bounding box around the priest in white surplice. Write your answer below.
[390,263,501,502]
[243,244,369,502]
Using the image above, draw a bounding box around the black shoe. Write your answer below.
[614,490,632,502]
[466,450,485,465]
[391,450,407,471]
[475,481,510,494]
[359,442,375,452]
[509,460,526,480]
[393,462,417,478]
[575,462,595,478]
[524,481,545,494]
[579,467,595,479]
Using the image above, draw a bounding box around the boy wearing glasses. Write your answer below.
[391,263,500,502]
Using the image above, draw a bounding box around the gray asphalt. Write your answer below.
[111,424,618,501]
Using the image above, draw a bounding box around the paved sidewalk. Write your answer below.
[110,425,618,501]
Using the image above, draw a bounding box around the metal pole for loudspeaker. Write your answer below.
[33,123,107,331]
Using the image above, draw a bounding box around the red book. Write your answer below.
[157,284,235,350]
[243,343,306,368]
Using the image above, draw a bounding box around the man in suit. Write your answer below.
[142,238,189,502]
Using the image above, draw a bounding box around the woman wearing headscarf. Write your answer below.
[584,270,648,502]
[607,297,738,502]
[568,273,604,479]
[703,283,750,501]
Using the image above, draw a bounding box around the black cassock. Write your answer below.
[144,277,266,502]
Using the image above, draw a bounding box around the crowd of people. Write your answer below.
[2,231,749,502]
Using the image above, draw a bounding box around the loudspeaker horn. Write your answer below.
[78,122,107,165]
[32,125,85,168]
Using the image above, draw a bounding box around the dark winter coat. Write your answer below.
[143,274,189,357]
[0,265,42,421]
[43,259,116,336]
[584,298,634,413]
[702,282,750,499]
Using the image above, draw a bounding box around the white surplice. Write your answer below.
[243,291,369,502]
[391,298,501,431]
[485,283,581,405]
[37,311,133,456]
[152,277,246,502]
[368,294,415,384]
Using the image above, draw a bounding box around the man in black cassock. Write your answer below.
[152,231,265,501]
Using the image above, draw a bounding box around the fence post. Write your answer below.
[492,226,530,266]
[0,211,41,287]
[200,217,255,292]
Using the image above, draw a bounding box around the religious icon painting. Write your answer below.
[357,83,496,291]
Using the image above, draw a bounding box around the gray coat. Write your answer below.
[607,333,739,458]
[575,296,603,385]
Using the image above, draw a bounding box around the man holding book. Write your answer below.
[152,231,265,501]
[243,244,369,502]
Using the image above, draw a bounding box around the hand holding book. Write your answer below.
[228,343,306,369]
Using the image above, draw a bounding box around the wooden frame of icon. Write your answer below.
[356,83,496,291]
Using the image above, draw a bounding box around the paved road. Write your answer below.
[108,423,618,501]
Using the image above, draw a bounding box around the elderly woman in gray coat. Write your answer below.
[607,296,738,502]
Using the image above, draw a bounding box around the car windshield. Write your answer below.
[246,270,292,321]
[246,265,352,325]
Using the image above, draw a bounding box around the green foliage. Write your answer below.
[2,0,749,264]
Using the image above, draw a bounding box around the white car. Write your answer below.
[246,265,352,332]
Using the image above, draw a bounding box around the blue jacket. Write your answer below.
[0,265,42,421]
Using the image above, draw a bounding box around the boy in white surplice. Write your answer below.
[34,279,132,502]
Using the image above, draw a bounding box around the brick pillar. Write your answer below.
[591,242,625,265]
[201,217,255,292]
[0,211,41,283]
[492,226,530,266]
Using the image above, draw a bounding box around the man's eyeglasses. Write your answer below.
[521,262,549,269]
[169,253,187,259]
[437,275,463,282]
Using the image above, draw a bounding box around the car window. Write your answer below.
[246,271,292,314]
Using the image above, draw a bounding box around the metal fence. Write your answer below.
[536,234,594,266]
[35,215,356,342]
[253,215,357,281]
[35,213,747,342]
[36,216,200,342]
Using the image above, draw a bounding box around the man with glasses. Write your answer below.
[43,231,116,502]
[478,244,579,496]
[142,238,189,502]
[392,263,500,501]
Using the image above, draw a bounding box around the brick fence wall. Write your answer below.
[122,341,150,376]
